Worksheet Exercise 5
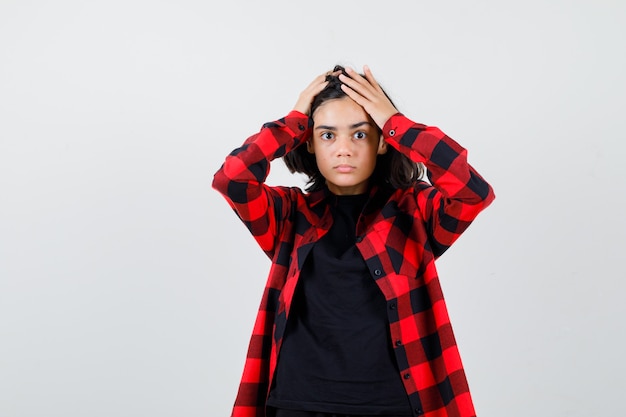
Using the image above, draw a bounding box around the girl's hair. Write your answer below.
[283,65,424,192]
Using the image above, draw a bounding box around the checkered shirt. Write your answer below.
[212,111,495,417]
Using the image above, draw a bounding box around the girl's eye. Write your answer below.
[321,132,334,140]
[354,131,367,140]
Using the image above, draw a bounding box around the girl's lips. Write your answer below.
[334,164,356,173]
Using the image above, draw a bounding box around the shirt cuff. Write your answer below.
[285,110,313,134]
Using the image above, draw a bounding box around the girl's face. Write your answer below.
[309,97,387,195]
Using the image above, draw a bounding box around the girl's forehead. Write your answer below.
[312,98,370,125]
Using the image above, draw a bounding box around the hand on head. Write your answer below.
[338,66,398,129]
[293,69,342,115]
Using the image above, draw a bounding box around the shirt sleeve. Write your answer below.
[382,113,496,256]
[212,111,311,258]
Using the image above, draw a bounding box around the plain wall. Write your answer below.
[1,1,624,416]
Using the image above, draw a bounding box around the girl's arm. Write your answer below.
[212,111,310,258]
[383,114,495,255]
[340,65,495,255]
[212,72,331,258]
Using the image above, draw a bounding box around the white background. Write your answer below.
[1,1,625,416]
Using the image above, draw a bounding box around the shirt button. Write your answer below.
[389,303,396,310]
[415,408,423,415]
[374,269,382,276]
[298,123,305,131]
[355,236,363,243]
[395,340,402,346]
[403,373,410,379]
[389,129,396,136]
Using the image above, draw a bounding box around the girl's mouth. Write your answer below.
[334,164,356,173]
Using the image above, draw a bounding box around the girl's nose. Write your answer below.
[335,136,353,157]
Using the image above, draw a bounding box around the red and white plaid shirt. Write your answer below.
[213,111,495,417]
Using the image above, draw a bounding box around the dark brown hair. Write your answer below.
[283,65,424,192]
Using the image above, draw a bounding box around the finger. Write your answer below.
[306,72,329,87]
[342,67,371,90]
[305,76,329,95]
[347,66,376,86]
[311,73,328,87]
[306,69,341,95]
[312,80,329,94]
[339,83,369,107]
[340,68,378,100]
[362,65,384,93]
[338,74,371,101]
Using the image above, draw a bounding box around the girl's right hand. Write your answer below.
[293,70,336,116]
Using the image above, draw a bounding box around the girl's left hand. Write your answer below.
[339,66,399,129]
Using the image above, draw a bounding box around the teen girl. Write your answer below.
[213,65,495,417]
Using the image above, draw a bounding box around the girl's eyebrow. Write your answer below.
[314,121,371,130]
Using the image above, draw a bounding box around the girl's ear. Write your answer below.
[377,135,388,155]
[306,140,315,154]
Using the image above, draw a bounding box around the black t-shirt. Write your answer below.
[267,194,411,415]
